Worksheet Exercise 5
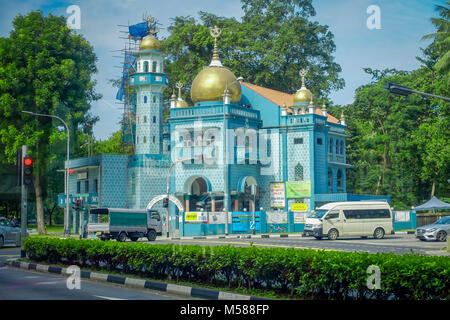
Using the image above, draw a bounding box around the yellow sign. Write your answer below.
[291,203,308,212]
[185,212,198,221]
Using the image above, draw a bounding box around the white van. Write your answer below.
[303,201,394,240]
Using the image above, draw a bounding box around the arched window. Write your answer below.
[340,141,344,155]
[153,95,157,103]
[144,116,147,123]
[337,169,342,187]
[295,163,304,181]
[328,168,332,187]
[152,61,157,72]
[153,116,156,123]
[153,136,156,143]
[144,96,147,103]
[336,139,340,154]
[329,138,333,153]
[143,61,149,72]
[143,136,147,143]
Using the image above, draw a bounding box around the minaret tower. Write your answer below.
[130,16,168,155]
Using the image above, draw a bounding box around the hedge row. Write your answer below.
[24,236,449,300]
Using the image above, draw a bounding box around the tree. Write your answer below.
[423,1,450,78]
[92,130,133,155]
[0,11,100,234]
[161,0,344,103]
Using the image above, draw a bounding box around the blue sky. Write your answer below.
[0,0,445,140]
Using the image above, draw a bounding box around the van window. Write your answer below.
[343,209,390,219]
[326,211,340,219]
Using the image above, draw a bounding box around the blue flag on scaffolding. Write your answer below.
[129,22,148,40]
[116,50,136,101]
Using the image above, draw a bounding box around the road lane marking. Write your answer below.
[94,295,127,300]
[35,281,65,285]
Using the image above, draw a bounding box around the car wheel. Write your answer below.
[436,231,447,242]
[373,228,385,239]
[117,232,127,242]
[147,229,157,241]
[0,236,4,248]
[327,229,338,240]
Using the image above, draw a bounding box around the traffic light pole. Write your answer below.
[20,145,28,258]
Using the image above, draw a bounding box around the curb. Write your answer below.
[180,233,303,240]
[5,259,269,301]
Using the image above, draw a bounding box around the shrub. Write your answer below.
[23,236,450,300]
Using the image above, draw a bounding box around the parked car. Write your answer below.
[0,217,21,247]
[415,216,450,242]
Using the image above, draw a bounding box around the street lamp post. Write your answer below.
[384,83,450,102]
[223,77,243,235]
[22,111,70,235]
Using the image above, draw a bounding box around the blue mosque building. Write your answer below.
[60,22,389,236]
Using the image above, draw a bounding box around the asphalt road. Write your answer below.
[0,247,177,300]
[152,233,447,255]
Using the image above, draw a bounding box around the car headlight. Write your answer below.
[425,228,437,232]
[313,224,322,229]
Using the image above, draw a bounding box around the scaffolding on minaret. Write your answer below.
[114,15,162,153]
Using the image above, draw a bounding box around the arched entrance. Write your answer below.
[146,194,184,212]
[183,176,213,211]
[235,176,259,212]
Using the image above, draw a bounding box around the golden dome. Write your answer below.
[293,87,313,104]
[176,98,189,108]
[139,35,161,51]
[191,66,241,103]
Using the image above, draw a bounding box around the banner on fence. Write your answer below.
[208,212,227,224]
[185,212,207,223]
[270,182,286,208]
[293,212,307,223]
[394,211,410,222]
[266,211,287,224]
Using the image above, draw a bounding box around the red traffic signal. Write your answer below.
[163,197,169,208]
[68,168,74,174]
[23,155,33,186]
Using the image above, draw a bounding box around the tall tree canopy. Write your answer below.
[343,2,449,208]
[0,11,100,233]
[161,0,344,103]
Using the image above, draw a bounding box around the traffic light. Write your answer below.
[73,199,83,211]
[163,197,169,208]
[23,155,33,186]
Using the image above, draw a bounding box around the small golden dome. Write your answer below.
[139,35,161,51]
[191,66,241,103]
[176,98,189,108]
[293,87,313,104]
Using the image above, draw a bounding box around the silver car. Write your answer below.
[415,216,450,242]
[0,217,21,247]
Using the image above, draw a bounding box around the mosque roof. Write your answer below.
[241,82,340,124]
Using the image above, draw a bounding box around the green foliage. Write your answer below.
[92,131,133,155]
[161,0,344,103]
[24,236,450,300]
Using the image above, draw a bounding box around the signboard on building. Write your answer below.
[270,182,286,208]
[293,212,307,223]
[286,180,311,198]
[266,211,287,224]
[291,203,308,212]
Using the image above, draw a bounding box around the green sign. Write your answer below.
[286,181,311,198]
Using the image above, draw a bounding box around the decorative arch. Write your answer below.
[237,176,258,193]
[147,194,184,212]
[183,176,212,195]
